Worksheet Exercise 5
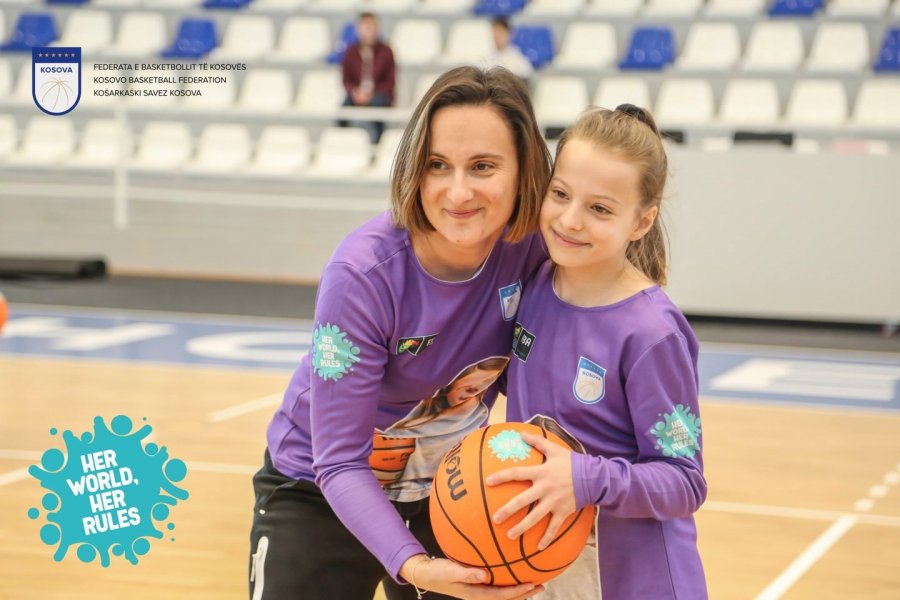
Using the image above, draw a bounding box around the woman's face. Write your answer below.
[419,105,519,257]
[446,368,503,407]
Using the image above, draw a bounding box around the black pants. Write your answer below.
[249,450,456,599]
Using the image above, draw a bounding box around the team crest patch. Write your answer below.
[512,323,535,362]
[312,323,361,381]
[573,357,606,404]
[397,334,438,356]
[498,281,522,322]
[651,405,702,459]
[33,47,81,116]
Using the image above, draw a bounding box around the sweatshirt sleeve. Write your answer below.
[309,262,426,580]
[571,332,707,520]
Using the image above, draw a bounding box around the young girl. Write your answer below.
[489,105,708,599]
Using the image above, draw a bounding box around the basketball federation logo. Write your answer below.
[573,356,606,404]
[498,281,522,322]
[32,47,81,116]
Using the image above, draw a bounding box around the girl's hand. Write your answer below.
[399,555,543,599]
[486,432,577,550]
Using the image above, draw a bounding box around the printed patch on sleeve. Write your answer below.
[651,405,702,459]
[512,323,535,362]
[397,333,438,356]
[498,281,522,322]
[312,323,361,381]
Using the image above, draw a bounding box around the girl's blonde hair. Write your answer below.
[554,104,669,285]
[390,66,551,244]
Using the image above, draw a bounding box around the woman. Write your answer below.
[249,66,551,600]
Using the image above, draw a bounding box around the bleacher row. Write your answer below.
[0,116,406,179]
[2,62,899,131]
[1,6,899,70]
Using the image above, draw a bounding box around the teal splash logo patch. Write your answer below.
[488,430,532,462]
[27,415,188,566]
[312,323,361,381]
[651,405,702,459]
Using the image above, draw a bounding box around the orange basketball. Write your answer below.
[429,422,596,586]
[369,433,416,485]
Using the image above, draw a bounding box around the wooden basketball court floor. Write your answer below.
[1,305,898,599]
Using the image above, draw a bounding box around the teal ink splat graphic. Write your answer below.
[488,430,533,462]
[651,405,702,459]
[27,415,189,566]
[312,323,361,381]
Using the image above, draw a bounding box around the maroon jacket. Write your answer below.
[341,41,396,105]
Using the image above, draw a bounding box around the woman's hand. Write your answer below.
[486,432,577,550]
[399,554,542,599]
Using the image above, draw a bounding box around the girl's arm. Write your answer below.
[489,332,706,548]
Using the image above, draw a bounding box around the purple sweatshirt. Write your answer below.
[267,211,545,579]
[506,262,708,599]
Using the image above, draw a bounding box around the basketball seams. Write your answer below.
[477,427,522,585]
[432,465,495,584]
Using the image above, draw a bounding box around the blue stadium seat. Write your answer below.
[618,27,674,70]
[203,0,252,8]
[874,28,900,72]
[473,0,526,16]
[161,18,218,60]
[512,25,554,69]
[767,0,823,16]
[0,13,57,51]
[327,21,357,65]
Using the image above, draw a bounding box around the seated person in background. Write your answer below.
[341,11,396,143]
[487,17,533,82]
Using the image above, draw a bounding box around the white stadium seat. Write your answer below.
[55,10,113,55]
[306,127,372,178]
[0,115,17,160]
[441,19,494,66]
[246,125,312,176]
[238,69,294,113]
[391,19,443,67]
[827,0,888,16]
[585,0,643,16]
[295,69,344,116]
[131,121,193,171]
[643,0,704,16]
[852,80,900,129]
[8,118,76,166]
[269,17,330,64]
[0,59,12,100]
[524,0,584,16]
[805,23,869,72]
[742,22,805,71]
[784,80,848,128]
[534,76,589,129]
[68,119,131,169]
[107,13,167,57]
[719,79,781,127]
[365,127,404,181]
[209,15,276,61]
[677,23,741,71]
[556,23,617,70]
[655,79,715,126]
[186,124,252,173]
[416,0,475,14]
[705,0,764,15]
[594,77,652,112]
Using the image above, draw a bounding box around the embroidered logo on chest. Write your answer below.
[396,334,438,356]
[512,323,535,362]
[573,357,606,404]
[498,281,522,322]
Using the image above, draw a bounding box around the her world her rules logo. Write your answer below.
[27,415,189,566]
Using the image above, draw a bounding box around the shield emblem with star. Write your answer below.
[32,47,81,116]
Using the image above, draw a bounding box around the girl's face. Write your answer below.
[446,369,502,407]
[540,138,657,273]
[419,105,519,256]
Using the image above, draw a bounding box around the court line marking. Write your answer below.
[753,459,900,599]
[7,303,316,327]
[208,393,283,423]
[754,515,857,600]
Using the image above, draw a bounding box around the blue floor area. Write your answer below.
[3,306,899,411]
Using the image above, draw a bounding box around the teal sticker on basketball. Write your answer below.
[651,405,702,459]
[312,323,361,381]
[488,430,532,462]
[27,415,188,566]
